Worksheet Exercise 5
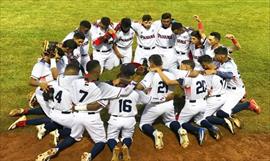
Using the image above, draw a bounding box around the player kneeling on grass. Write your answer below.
[105,63,167,161]
[136,55,189,150]
[151,60,221,145]
[8,41,67,130]
[204,47,261,133]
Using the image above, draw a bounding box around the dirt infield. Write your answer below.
[1,128,270,161]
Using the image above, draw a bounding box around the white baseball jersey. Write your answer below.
[108,90,151,117]
[90,23,114,51]
[113,23,135,48]
[63,29,90,56]
[140,71,176,98]
[50,75,81,111]
[71,78,102,106]
[180,74,208,100]
[168,68,190,79]
[154,21,175,48]
[189,44,205,70]
[215,59,244,88]
[174,30,191,54]
[204,74,227,96]
[131,22,158,48]
[31,59,66,82]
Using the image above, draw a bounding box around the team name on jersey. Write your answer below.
[119,37,133,42]
[177,39,189,44]
[157,33,173,39]
[140,34,155,39]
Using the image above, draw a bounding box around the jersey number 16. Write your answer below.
[119,99,132,112]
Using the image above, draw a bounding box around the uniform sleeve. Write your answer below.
[182,77,192,87]
[63,32,75,42]
[152,20,162,29]
[131,22,140,32]
[136,90,151,104]
[169,69,189,79]
[139,72,154,89]
[31,62,42,80]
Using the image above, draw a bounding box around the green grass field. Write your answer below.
[0,0,269,133]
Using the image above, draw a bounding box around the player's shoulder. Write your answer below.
[162,70,176,78]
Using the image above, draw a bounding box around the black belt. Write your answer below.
[74,111,96,115]
[139,45,155,50]
[227,85,244,90]
[81,54,88,57]
[176,51,186,55]
[189,98,206,103]
[117,45,129,49]
[157,45,173,49]
[51,108,71,114]
[62,111,71,114]
[214,95,221,97]
[96,49,111,52]
[112,115,119,117]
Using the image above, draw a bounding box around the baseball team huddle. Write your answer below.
[7,13,261,161]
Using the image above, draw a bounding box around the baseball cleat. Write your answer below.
[111,146,120,161]
[208,126,222,140]
[122,144,131,161]
[8,115,26,130]
[35,148,58,161]
[231,115,242,129]
[36,124,46,140]
[81,152,91,161]
[154,130,164,150]
[224,118,235,134]
[249,99,261,114]
[9,108,24,117]
[178,128,189,148]
[198,128,206,145]
[50,129,60,146]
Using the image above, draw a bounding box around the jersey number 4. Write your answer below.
[157,81,168,93]
[119,99,132,112]
[196,80,207,94]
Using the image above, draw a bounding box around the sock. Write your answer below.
[206,116,226,125]
[90,142,105,160]
[169,121,181,134]
[27,107,45,115]
[216,110,230,118]
[26,117,51,125]
[107,139,117,152]
[56,136,76,151]
[16,120,26,127]
[182,122,199,135]
[122,138,132,148]
[44,122,62,133]
[58,128,71,139]
[141,124,155,139]
[200,120,214,129]
[232,102,250,114]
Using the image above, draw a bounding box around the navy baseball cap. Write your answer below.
[120,63,137,77]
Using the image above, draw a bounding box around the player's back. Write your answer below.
[184,74,208,100]
[108,90,140,117]
[204,74,226,96]
[149,71,175,98]
[71,78,102,106]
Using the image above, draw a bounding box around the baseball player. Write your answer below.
[151,60,210,145]
[90,17,119,73]
[131,15,158,64]
[171,22,192,66]
[8,41,67,130]
[189,30,206,70]
[63,20,91,70]
[153,12,178,69]
[113,18,135,64]
[205,47,261,133]
[136,54,189,150]
[193,15,241,58]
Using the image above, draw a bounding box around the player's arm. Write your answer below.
[50,58,58,80]
[193,15,206,39]
[92,28,117,46]
[225,34,241,52]
[73,101,104,111]
[112,43,124,59]
[151,68,179,86]
[205,69,233,79]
